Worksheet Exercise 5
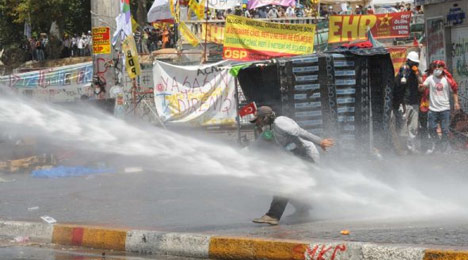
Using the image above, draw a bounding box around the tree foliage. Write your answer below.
[0,0,153,65]
[0,0,90,46]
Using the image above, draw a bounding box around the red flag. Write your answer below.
[239,102,257,117]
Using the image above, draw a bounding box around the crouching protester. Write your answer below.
[249,106,334,225]
[420,60,460,153]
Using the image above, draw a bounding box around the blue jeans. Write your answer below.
[428,110,450,152]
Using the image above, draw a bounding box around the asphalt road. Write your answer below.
[1,151,468,248]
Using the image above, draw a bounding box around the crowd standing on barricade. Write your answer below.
[18,1,426,62]
[194,1,424,21]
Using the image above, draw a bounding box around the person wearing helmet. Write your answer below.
[250,106,335,225]
[394,51,423,153]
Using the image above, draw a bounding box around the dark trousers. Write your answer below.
[419,111,430,152]
[266,196,310,220]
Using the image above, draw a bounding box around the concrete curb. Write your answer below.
[1,220,468,260]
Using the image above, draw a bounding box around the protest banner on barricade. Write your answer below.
[201,23,225,44]
[180,22,200,46]
[328,12,412,43]
[247,0,295,9]
[0,62,93,102]
[153,60,237,126]
[388,47,408,75]
[223,15,315,61]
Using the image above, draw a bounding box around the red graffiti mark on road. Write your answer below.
[291,244,308,260]
[292,243,347,260]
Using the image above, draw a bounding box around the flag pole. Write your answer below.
[203,0,209,63]
[235,77,241,145]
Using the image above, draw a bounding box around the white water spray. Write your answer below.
[1,95,467,220]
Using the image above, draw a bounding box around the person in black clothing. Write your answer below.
[394,51,423,153]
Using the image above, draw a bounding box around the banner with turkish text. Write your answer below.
[153,60,237,126]
[201,24,225,44]
[92,27,111,54]
[0,62,93,102]
[223,15,315,61]
[328,12,412,43]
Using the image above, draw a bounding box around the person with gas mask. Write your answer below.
[394,51,423,153]
[249,106,334,225]
[421,60,460,153]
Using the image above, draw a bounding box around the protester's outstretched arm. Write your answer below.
[297,128,335,151]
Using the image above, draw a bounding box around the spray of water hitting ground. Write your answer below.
[1,94,467,221]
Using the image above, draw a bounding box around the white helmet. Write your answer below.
[407,51,419,63]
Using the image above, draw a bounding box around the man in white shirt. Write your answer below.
[267,6,280,18]
[285,4,296,17]
[421,60,460,152]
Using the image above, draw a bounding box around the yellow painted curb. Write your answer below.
[424,249,468,260]
[209,236,308,260]
[52,225,127,251]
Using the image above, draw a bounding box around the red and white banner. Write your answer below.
[328,12,412,43]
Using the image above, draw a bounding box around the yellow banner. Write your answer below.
[169,0,179,23]
[180,22,200,47]
[223,15,315,61]
[122,35,141,79]
[201,24,225,44]
[189,0,206,20]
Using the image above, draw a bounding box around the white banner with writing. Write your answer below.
[0,62,93,102]
[153,60,236,126]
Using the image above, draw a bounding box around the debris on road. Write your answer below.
[27,206,39,211]
[340,230,350,235]
[40,216,57,224]
[12,236,30,243]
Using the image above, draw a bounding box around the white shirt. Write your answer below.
[272,116,322,163]
[285,7,296,17]
[267,9,279,18]
[423,75,451,112]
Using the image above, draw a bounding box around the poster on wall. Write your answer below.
[153,60,237,126]
[426,17,446,63]
[451,26,468,112]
